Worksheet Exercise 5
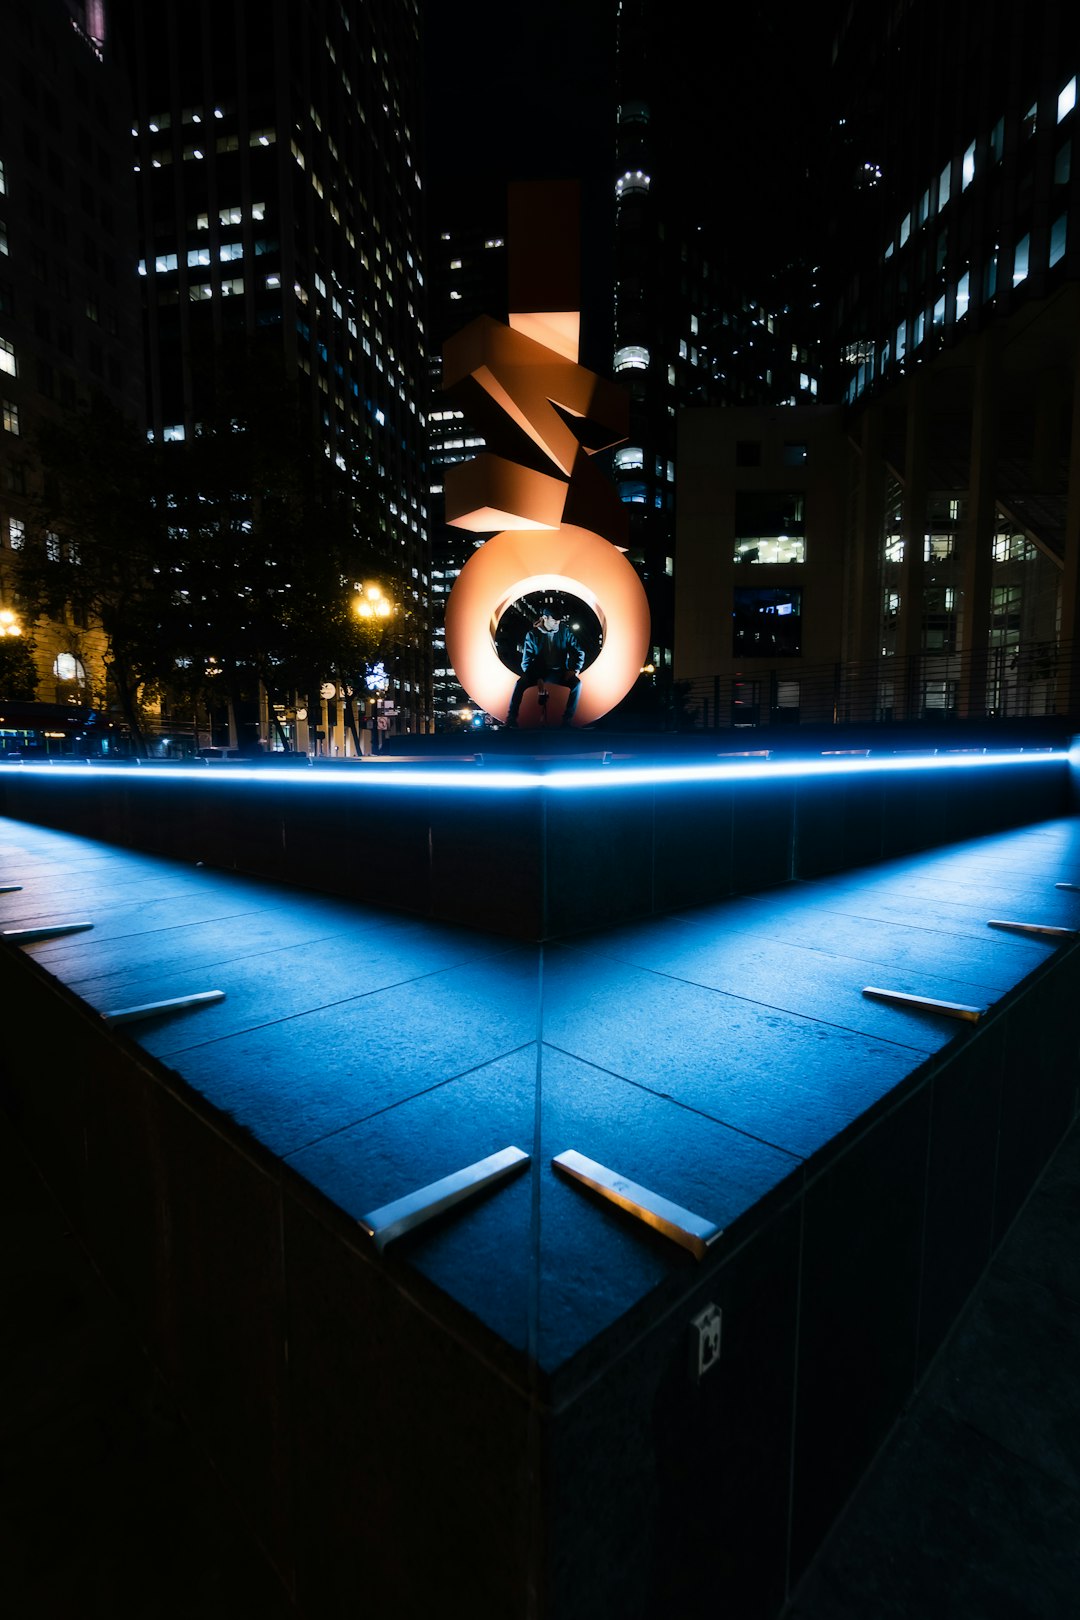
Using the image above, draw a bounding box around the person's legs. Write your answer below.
[506,670,539,725]
[560,673,581,724]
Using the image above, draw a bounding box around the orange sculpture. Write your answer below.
[442,183,651,727]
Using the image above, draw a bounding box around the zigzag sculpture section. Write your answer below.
[442,184,651,728]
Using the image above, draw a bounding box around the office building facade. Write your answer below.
[0,0,142,721]
[677,0,1080,731]
[113,0,432,741]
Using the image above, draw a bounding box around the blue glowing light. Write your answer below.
[0,750,1065,795]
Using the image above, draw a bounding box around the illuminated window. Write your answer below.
[163,424,185,441]
[899,213,911,246]
[250,129,275,147]
[154,253,178,273]
[990,116,1004,163]
[187,247,211,268]
[962,140,975,189]
[733,536,806,565]
[8,517,25,549]
[0,337,15,376]
[0,158,6,195]
[1050,214,1067,267]
[2,399,18,436]
[0,221,7,256]
[53,653,86,682]
[219,242,243,261]
[45,531,61,561]
[1013,233,1030,285]
[614,446,645,471]
[732,587,802,657]
[938,162,951,209]
[984,255,998,299]
[956,271,970,317]
[1058,77,1077,122]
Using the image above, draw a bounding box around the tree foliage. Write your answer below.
[20,358,399,753]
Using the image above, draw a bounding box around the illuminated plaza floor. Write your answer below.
[2,813,1077,1372]
[1,809,1078,1614]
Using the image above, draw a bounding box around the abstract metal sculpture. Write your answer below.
[442,183,651,727]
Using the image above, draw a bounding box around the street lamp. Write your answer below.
[0,608,23,637]
[355,582,393,622]
[353,584,395,753]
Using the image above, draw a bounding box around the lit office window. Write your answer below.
[899,213,911,246]
[0,158,6,195]
[956,272,970,318]
[154,253,178,272]
[8,517,25,549]
[733,536,806,565]
[614,447,644,471]
[1049,214,1067,267]
[933,295,945,326]
[220,242,244,261]
[962,140,975,189]
[0,221,7,256]
[0,337,15,376]
[990,117,1004,163]
[1058,77,1076,122]
[163,424,185,441]
[984,255,998,299]
[2,399,19,436]
[938,162,951,210]
[187,247,211,268]
[1013,233,1030,285]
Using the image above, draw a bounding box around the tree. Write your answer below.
[158,357,396,752]
[21,351,402,756]
[0,633,39,701]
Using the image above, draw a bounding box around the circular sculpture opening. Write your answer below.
[444,524,652,727]
[492,589,604,677]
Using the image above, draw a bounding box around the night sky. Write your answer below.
[421,0,841,281]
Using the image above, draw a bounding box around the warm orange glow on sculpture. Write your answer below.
[442,183,651,728]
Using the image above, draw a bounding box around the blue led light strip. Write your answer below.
[0,751,1065,794]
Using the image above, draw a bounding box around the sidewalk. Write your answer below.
[788,1111,1080,1619]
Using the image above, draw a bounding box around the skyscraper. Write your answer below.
[0,0,142,727]
[112,0,432,740]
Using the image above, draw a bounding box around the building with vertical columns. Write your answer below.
[832,0,1079,724]
[111,0,432,740]
[676,0,1080,731]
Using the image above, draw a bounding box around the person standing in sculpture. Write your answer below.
[505,610,585,727]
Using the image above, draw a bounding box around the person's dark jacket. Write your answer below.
[521,624,584,676]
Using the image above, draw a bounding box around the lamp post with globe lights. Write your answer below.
[353,582,396,753]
